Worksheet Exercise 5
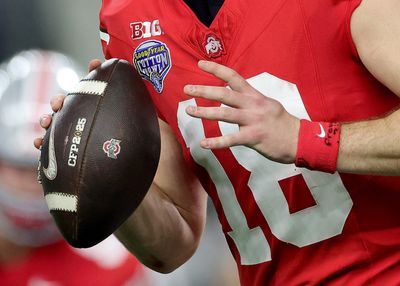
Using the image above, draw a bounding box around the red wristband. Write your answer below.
[295,120,341,173]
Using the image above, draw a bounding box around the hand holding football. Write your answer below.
[39,59,160,248]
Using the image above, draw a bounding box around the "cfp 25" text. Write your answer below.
[68,118,87,167]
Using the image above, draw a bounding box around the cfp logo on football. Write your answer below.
[131,20,163,40]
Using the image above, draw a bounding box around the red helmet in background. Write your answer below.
[0,50,82,166]
[0,50,83,246]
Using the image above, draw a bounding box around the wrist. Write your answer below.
[295,120,341,173]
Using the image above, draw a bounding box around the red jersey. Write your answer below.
[0,237,147,286]
[100,0,400,285]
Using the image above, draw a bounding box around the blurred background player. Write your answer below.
[0,0,239,283]
[0,50,149,286]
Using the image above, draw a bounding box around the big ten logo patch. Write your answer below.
[131,20,163,40]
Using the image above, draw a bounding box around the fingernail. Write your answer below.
[51,95,64,106]
[202,139,210,148]
[40,115,50,125]
[185,85,195,93]
[39,115,46,125]
[186,106,196,113]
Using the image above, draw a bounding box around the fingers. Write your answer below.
[34,59,101,151]
[186,105,245,124]
[50,94,66,112]
[184,85,242,107]
[33,137,43,150]
[200,133,245,149]
[197,60,251,93]
[88,59,102,72]
[39,114,52,129]
[35,94,64,149]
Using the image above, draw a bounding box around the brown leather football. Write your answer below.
[39,59,160,248]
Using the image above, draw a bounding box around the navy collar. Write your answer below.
[183,0,225,27]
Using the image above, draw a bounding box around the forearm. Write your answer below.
[113,118,207,273]
[338,0,400,175]
[115,182,205,273]
[337,108,400,175]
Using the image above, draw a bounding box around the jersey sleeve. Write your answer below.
[346,0,363,59]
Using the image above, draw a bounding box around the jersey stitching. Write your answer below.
[221,5,248,65]
[233,0,289,66]
[298,1,375,268]
[345,0,363,60]
[298,0,328,121]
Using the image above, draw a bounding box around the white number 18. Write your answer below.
[177,73,353,265]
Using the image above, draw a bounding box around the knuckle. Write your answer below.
[220,137,229,147]
[215,137,227,148]
[191,106,200,115]
[246,126,263,143]
[221,107,234,120]
[191,85,200,95]
[253,126,264,141]
[200,86,211,97]
[253,110,265,122]
[252,93,267,107]
[227,68,238,78]
[216,90,225,102]
[198,107,208,117]
[220,107,230,117]
[225,135,236,147]
[209,136,225,149]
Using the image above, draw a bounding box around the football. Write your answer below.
[39,59,160,248]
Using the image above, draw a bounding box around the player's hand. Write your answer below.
[184,60,300,164]
[33,59,102,149]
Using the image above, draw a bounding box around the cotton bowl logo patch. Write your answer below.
[133,40,171,93]
[103,139,121,159]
